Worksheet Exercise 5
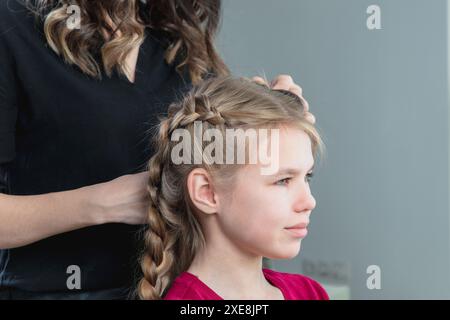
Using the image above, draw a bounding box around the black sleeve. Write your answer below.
[0,11,19,194]
[0,27,19,165]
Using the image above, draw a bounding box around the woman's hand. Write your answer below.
[252,74,316,124]
[89,171,151,225]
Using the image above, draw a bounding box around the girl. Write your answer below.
[137,76,328,300]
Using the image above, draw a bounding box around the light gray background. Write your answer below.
[217,0,450,299]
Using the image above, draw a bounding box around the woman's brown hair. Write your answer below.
[137,75,324,299]
[24,0,230,84]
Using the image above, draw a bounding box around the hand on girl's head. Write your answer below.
[251,74,316,124]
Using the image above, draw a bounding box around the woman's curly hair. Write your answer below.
[24,0,229,84]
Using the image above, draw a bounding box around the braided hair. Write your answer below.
[137,75,324,299]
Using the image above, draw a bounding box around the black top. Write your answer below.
[0,0,193,298]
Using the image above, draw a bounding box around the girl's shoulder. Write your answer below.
[163,271,222,300]
[163,269,330,300]
[262,268,329,300]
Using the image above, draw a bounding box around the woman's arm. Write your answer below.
[0,14,151,250]
[0,172,150,249]
[0,186,102,249]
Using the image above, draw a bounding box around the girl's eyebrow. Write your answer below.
[275,163,315,176]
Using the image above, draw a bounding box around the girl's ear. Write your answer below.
[186,168,220,215]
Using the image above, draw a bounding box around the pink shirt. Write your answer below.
[163,268,329,300]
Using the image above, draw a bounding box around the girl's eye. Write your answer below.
[276,178,291,186]
[305,172,314,183]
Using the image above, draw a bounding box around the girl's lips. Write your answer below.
[285,227,308,238]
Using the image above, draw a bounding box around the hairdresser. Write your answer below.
[0,0,314,299]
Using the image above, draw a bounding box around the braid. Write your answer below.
[138,90,226,299]
[169,91,226,131]
[138,120,180,300]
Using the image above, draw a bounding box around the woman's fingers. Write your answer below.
[271,75,306,105]
[251,76,269,86]
[304,111,316,124]
[253,74,315,123]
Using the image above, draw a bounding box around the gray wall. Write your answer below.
[217,0,450,299]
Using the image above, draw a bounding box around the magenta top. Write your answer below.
[163,268,329,300]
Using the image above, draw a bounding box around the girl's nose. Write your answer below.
[293,185,316,213]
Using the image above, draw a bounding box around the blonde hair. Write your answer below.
[137,75,324,299]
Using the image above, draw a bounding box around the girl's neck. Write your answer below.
[186,239,283,299]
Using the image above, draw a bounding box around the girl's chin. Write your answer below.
[267,242,302,260]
